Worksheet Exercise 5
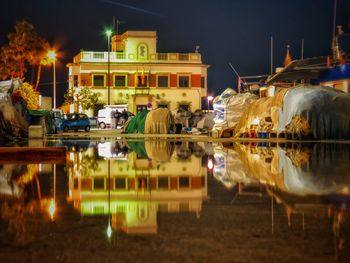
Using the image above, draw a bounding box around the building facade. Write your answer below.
[67,31,209,115]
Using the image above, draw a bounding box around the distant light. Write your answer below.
[105,30,112,37]
[207,159,214,170]
[207,96,214,101]
[48,198,56,220]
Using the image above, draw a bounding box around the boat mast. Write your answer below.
[301,39,304,59]
[332,0,340,59]
[229,63,241,93]
[270,36,273,74]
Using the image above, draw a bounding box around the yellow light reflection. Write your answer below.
[48,198,56,220]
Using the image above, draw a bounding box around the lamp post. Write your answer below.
[106,30,112,105]
[48,50,56,109]
[207,95,213,111]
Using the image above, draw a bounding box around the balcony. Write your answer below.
[74,51,202,64]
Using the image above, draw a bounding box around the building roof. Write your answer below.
[266,56,330,85]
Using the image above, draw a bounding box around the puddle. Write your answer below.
[1,139,350,262]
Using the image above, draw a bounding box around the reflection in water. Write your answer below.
[67,140,208,235]
[214,142,350,196]
[3,139,350,260]
[0,163,56,244]
[214,142,350,258]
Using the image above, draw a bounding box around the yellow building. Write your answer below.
[67,31,209,114]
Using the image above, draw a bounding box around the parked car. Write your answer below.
[62,113,90,132]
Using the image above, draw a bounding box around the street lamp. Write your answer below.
[48,50,56,109]
[106,29,112,105]
[207,95,214,110]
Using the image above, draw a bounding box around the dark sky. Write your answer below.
[1,0,349,105]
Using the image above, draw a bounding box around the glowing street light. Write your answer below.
[106,29,112,105]
[207,95,214,110]
[48,50,57,109]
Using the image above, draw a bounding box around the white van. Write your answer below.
[97,104,128,129]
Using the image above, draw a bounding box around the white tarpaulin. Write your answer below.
[213,143,350,196]
[277,86,350,139]
[212,88,258,132]
[233,85,350,139]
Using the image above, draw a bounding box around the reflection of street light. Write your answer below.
[106,159,113,240]
[207,95,214,110]
[49,198,56,220]
[106,30,112,105]
[48,50,56,109]
[207,158,214,170]
[48,163,57,221]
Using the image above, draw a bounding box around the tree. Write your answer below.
[0,20,49,90]
[12,82,40,110]
[64,87,103,114]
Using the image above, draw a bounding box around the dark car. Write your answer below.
[62,113,90,132]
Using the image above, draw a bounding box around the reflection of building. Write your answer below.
[67,141,208,234]
[67,31,209,114]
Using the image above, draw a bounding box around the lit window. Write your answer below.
[157,76,169,88]
[115,75,126,87]
[93,75,105,87]
[179,76,189,88]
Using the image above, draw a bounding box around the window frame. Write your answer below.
[92,74,106,87]
[178,74,191,88]
[114,74,127,87]
[92,177,106,191]
[178,176,191,189]
[114,177,128,190]
[157,176,170,190]
[201,76,206,89]
[157,74,170,88]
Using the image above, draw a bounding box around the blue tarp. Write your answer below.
[318,64,350,82]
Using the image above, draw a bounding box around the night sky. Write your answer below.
[1,0,349,105]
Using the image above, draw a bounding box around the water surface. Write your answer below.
[1,139,350,262]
